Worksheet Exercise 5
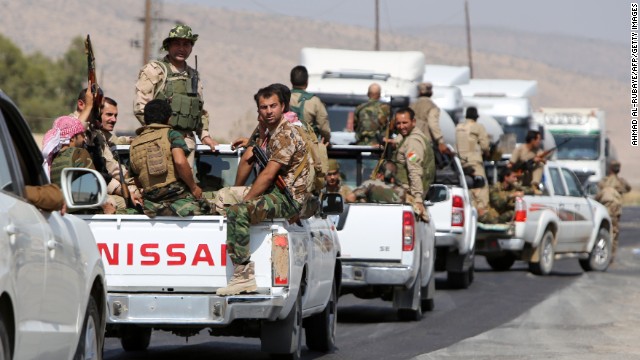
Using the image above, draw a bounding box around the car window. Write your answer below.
[562,168,584,197]
[549,167,566,196]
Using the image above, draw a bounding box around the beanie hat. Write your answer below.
[328,159,340,172]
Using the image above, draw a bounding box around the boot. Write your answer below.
[216,261,257,296]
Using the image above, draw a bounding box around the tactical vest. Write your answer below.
[154,60,203,131]
[355,100,386,143]
[394,131,435,195]
[130,124,177,192]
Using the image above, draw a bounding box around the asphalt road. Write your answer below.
[103,207,640,360]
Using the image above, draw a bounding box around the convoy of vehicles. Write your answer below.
[0,90,108,360]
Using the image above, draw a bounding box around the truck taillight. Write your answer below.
[272,234,289,286]
[514,198,527,222]
[403,211,415,251]
[451,195,464,227]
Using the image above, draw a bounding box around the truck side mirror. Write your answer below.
[60,168,108,209]
[321,193,344,215]
[425,184,448,205]
[469,175,486,189]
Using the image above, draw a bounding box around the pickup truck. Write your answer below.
[476,161,613,275]
[0,90,108,360]
[426,147,485,289]
[328,145,436,321]
[79,144,343,360]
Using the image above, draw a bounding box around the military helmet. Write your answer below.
[162,25,199,50]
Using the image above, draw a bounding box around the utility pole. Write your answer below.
[465,0,474,78]
[143,0,152,65]
[374,0,380,51]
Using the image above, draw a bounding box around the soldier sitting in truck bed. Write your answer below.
[345,160,406,204]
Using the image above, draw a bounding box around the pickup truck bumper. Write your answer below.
[341,262,415,287]
[476,237,526,254]
[106,292,289,325]
[434,231,464,249]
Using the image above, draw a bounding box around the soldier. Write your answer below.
[346,161,407,204]
[129,99,207,218]
[354,83,390,145]
[325,159,352,200]
[289,65,331,143]
[596,160,631,259]
[509,130,545,192]
[134,24,218,172]
[217,85,312,296]
[455,107,490,210]
[390,107,435,221]
[410,82,449,154]
[489,168,533,223]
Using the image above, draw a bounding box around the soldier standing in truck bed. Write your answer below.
[354,83,390,145]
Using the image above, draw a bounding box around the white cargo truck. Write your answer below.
[300,47,424,145]
[423,64,469,124]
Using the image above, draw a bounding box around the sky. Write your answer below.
[175,0,628,45]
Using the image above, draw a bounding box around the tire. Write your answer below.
[486,254,516,271]
[529,230,555,276]
[305,280,337,353]
[120,325,152,352]
[74,297,102,360]
[262,291,303,360]
[397,280,422,322]
[580,228,612,272]
[447,269,471,289]
[0,311,11,360]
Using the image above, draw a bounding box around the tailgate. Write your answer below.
[338,204,405,261]
[429,195,452,233]
[84,215,276,291]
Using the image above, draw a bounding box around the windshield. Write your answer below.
[493,116,530,143]
[553,134,600,160]
[326,105,355,132]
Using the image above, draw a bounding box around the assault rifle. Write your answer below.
[513,138,571,174]
[84,34,103,130]
[110,145,144,214]
[251,144,301,213]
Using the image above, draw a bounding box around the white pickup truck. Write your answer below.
[426,148,485,289]
[328,145,436,321]
[79,145,343,359]
[476,161,613,275]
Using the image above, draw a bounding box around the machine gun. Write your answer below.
[513,138,571,175]
[251,144,301,213]
[84,34,103,130]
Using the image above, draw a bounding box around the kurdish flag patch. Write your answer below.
[407,151,418,162]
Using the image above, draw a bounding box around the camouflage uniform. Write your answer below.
[226,120,311,265]
[351,179,407,204]
[133,25,211,169]
[129,124,207,217]
[290,89,331,142]
[510,145,544,188]
[410,96,444,147]
[455,119,490,209]
[50,147,94,187]
[354,100,390,145]
[394,127,435,220]
[489,181,532,223]
[596,170,631,257]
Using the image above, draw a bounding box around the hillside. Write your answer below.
[0,0,633,185]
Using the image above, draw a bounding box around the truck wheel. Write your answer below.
[579,228,612,272]
[447,268,472,289]
[74,297,102,360]
[529,230,555,275]
[0,311,11,360]
[261,291,303,360]
[304,280,337,352]
[486,254,515,271]
[120,325,151,352]
[397,280,422,321]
